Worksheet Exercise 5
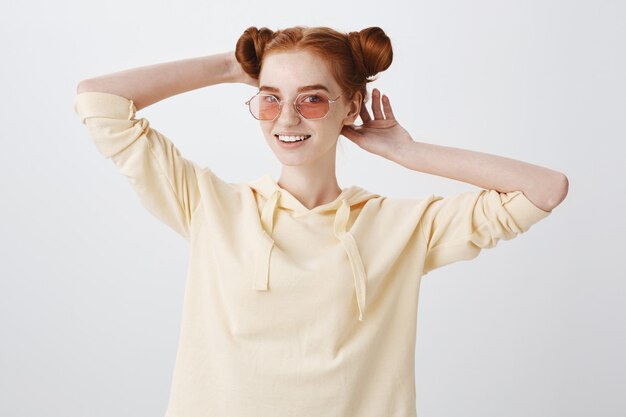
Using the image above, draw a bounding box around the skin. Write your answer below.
[237,49,568,212]
[255,50,364,210]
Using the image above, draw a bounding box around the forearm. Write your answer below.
[76,51,238,111]
[391,140,568,212]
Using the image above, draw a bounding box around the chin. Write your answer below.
[274,154,312,166]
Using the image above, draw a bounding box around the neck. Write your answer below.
[277,166,342,210]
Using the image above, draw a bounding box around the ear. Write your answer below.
[342,91,363,125]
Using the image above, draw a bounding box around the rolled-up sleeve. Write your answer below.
[74,91,204,241]
[419,189,552,275]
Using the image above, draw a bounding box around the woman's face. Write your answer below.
[256,49,360,167]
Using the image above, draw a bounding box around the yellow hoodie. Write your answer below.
[74,91,552,417]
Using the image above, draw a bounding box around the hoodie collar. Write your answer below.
[248,173,377,217]
[247,173,380,322]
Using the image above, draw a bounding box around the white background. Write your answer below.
[1,0,624,416]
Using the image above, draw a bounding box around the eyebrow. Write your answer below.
[259,84,330,94]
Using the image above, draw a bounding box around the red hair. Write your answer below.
[235,25,393,105]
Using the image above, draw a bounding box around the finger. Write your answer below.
[381,94,395,120]
[372,88,385,119]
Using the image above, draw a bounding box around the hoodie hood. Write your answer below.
[247,173,381,322]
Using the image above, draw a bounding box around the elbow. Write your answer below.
[76,79,102,94]
[561,173,569,197]
[76,80,93,94]
[546,173,569,211]
[76,81,87,94]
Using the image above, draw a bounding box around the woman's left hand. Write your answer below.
[340,88,414,159]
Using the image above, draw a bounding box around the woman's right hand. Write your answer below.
[228,51,258,87]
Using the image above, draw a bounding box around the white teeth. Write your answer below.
[277,135,310,142]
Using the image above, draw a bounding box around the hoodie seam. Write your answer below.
[418,216,429,251]
[144,136,192,236]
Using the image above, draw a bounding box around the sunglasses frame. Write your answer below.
[245,91,342,121]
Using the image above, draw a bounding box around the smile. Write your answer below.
[275,134,311,143]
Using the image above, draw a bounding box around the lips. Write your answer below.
[275,134,311,143]
[274,135,312,140]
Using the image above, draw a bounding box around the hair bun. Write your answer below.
[234,25,394,106]
[235,26,276,78]
[348,27,393,80]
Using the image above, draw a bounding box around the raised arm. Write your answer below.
[76,50,255,110]
[342,88,568,213]
[74,51,255,240]
[391,140,568,213]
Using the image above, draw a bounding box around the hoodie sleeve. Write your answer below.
[419,189,552,275]
[73,91,205,241]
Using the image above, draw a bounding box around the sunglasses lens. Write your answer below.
[249,95,280,120]
[296,94,330,119]
[248,94,331,120]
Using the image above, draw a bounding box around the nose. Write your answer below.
[276,101,302,125]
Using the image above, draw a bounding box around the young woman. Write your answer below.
[74,25,568,417]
